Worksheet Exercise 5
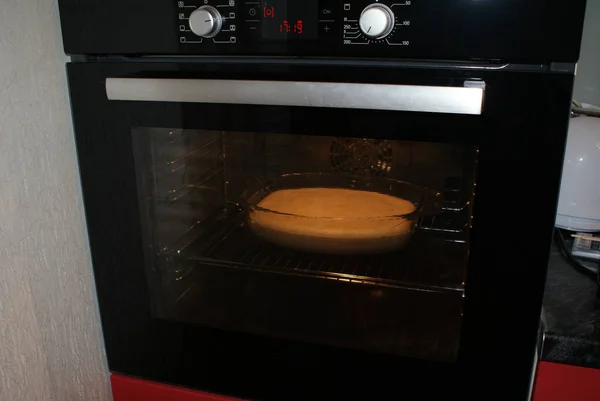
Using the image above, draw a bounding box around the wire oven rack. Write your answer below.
[173,208,469,292]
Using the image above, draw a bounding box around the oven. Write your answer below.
[59,0,586,399]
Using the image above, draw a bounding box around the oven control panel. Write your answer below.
[176,0,414,50]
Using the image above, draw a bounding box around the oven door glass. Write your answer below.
[133,127,477,362]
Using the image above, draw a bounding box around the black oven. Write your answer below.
[59,0,586,400]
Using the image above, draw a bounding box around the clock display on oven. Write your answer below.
[261,0,317,40]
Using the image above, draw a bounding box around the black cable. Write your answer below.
[553,228,600,284]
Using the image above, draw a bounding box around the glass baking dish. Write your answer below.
[240,173,441,254]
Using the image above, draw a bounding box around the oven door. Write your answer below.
[67,61,572,400]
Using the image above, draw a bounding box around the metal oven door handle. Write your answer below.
[106,78,485,115]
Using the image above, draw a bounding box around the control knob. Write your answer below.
[189,5,223,38]
[359,4,395,39]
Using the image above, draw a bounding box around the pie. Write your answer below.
[248,188,416,254]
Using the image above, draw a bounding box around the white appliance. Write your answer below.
[556,114,600,232]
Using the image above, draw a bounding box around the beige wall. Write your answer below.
[0,0,111,400]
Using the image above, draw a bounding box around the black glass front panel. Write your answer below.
[58,0,586,63]
[67,61,575,400]
[133,129,476,361]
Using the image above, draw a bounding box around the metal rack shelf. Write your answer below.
[177,210,469,292]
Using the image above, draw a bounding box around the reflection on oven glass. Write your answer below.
[330,138,393,176]
[132,128,478,362]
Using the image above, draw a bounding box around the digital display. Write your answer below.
[261,0,318,40]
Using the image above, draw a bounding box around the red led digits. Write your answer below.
[279,20,289,32]
[280,20,303,34]
[262,0,315,39]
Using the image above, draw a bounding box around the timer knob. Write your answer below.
[359,4,395,39]
[189,5,223,38]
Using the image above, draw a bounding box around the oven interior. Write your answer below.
[133,128,477,362]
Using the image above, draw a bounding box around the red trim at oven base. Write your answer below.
[533,361,600,401]
[111,374,244,401]
[112,362,600,401]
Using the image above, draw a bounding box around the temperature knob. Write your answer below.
[359,4,395,39]
[189,6,223,38]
